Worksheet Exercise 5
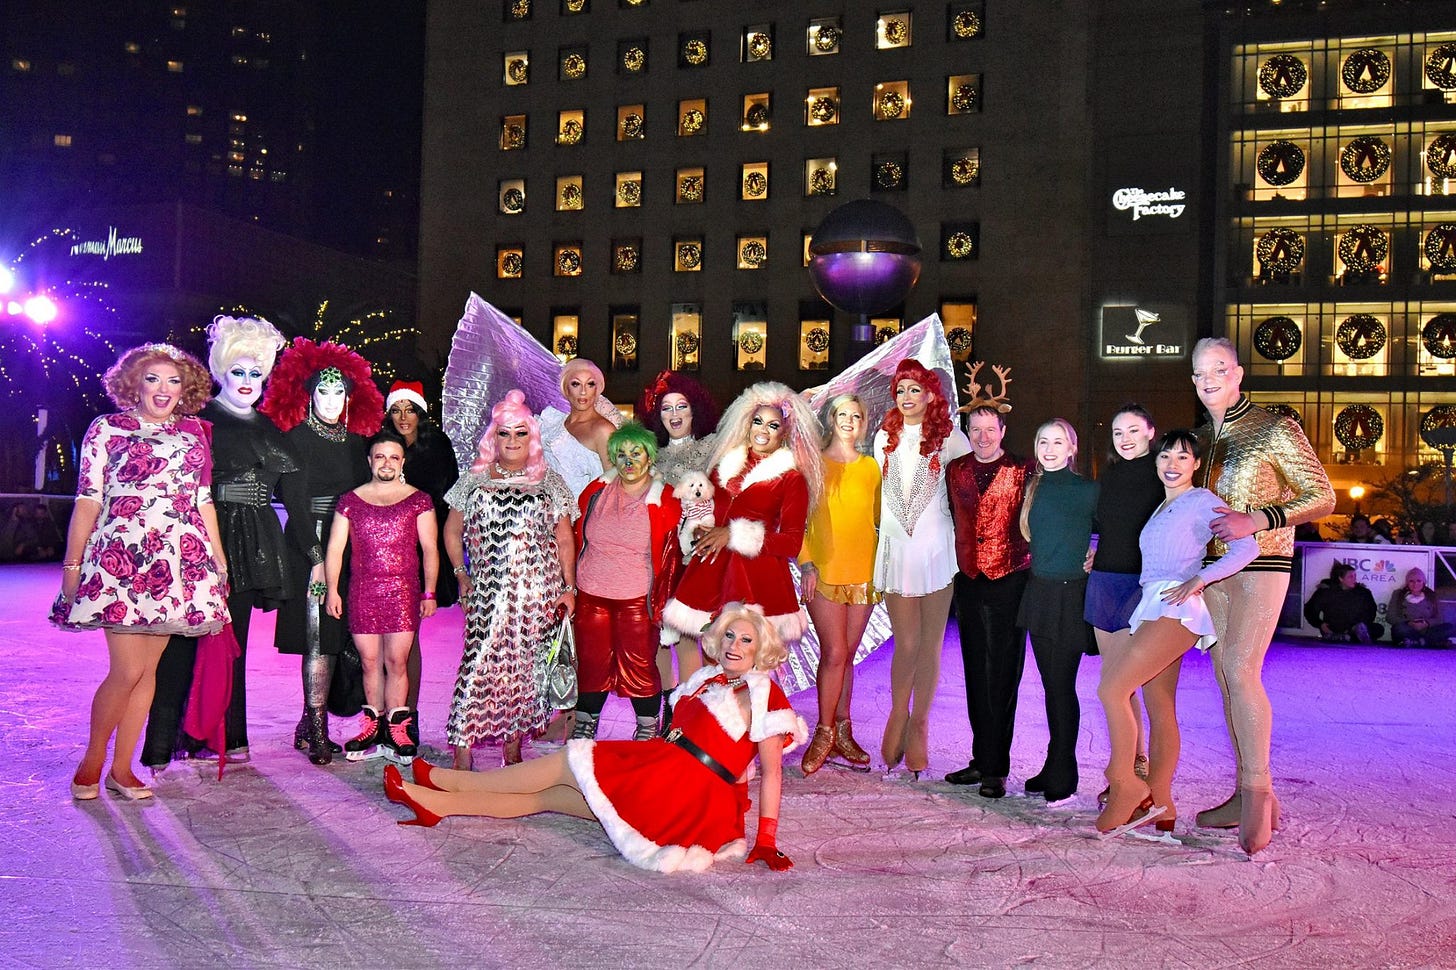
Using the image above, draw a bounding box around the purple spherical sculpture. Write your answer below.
[808,200,922,315]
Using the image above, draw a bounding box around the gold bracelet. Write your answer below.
[62,559,83,567]
[62,564,82,572]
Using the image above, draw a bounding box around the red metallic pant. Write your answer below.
[574,589,661,698]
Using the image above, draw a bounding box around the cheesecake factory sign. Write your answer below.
[1111,187,1187,222]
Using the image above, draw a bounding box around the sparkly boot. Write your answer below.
[832,719,872,771]
[304,707,333,766]
[800,724,835,775]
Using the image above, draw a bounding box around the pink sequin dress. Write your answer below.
[336,489,434,635]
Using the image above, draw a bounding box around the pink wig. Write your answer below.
[560,357,605,398]
[471,389,547,482]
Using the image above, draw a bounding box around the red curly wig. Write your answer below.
[879,358,954,475]
[104,344,213,415]
[257,338,385,435]
[636,369,722,447]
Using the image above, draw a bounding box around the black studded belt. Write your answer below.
[665,729,737,785]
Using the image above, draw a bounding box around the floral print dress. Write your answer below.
[51,412,230,636]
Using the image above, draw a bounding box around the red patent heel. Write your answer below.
[411,758,446,792]
[384,764,443,828]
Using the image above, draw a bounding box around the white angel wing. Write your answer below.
[778,315,959,696]
[442,293,622,472]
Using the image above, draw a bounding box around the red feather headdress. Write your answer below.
[258,338,385,435]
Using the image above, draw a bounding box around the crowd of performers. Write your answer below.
[50,320,1334,872]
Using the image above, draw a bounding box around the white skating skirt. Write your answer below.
[1127,580,1218,652]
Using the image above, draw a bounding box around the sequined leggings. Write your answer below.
[1204,570,1288,788]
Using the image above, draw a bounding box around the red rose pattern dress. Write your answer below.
[565,665,807,873]
[336,489,434,635]
[51,412,229,636]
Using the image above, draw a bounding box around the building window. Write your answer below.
[611,307,640,370]
[674,237,704,272]
[733,303,769,370]
[676,167,705,204]
[877,12,912,49]
[619,39,647,75]
[679,32,710,68]
[742,25,773,62]
[741,162,769,200]
[185,133,203,145]
[501,114,527,150]
[948,74,981,114]
[504,51,528,85]
[186,104,203,117]
[505,0,531,22]
[742,93,770,131]
[554,242,584,277]
[671,304,702,370]
[557,109,584,145]
[737,234,768,270]
[799,306,832,370]
[617,104,645,141]
[498,246,525,280]
[807,86,839,126]
[552,311,580,361]
[874,81,911,120]
[167,60,184,73]
[53,134,73,148]
[872,316,902,346]
[611,238,642,274]
[807,18,840,56]
[941,222,979,261]
[615,171,642,208]
[562,0,588,11]
[948,3,984,41]
[872,152,908,191]
[499,178,526,215]
[556,175,584,211]
[123,42,141,54]
[944,147,980,187]
[806,157,837,197]
[559,47,587,81]
[941,300,978,361]
[678,98,706,137]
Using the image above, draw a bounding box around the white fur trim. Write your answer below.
[746,672,809,754]
[385,387,429,413]
[673,664,720,708]
[645,476,666,506]
[713,445,796,490]
[764,607,809,645]
[662,599,714,640]
[727,518,767,557]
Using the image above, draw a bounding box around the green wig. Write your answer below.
[608,421,658,463]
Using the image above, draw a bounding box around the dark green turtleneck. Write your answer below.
[1027,466,1100,580]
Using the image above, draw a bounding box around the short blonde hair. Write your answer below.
[700,603,788,671]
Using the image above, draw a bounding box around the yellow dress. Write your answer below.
[799,454,882,604]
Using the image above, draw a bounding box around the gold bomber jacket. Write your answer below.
[1195,395,1335,569]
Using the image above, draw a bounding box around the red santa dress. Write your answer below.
[661,445,810,643]
[565,665,807,873]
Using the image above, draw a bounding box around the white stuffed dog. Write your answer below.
[674,469,717,559]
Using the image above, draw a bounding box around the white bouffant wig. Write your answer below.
[709,382,824,513]
[700,602,789,671]
[207,315,287,382]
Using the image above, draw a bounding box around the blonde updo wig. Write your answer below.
[700,603,789,671]
[207,315,287,382]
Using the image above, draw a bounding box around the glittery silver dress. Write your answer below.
[444,468,578,746]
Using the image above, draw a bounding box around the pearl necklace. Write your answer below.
[493,462,528,479]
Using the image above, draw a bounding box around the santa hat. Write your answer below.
[386,380,429,414]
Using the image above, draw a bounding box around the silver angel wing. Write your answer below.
[442,293,622,472]
[777,314,959,696]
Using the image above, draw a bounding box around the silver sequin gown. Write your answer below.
[444,467,578,746]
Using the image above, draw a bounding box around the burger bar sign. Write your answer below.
[1111,186,1187,222]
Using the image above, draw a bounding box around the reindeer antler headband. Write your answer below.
[959,361,1013,413]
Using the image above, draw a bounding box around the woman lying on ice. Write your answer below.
[382,602,807,873]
